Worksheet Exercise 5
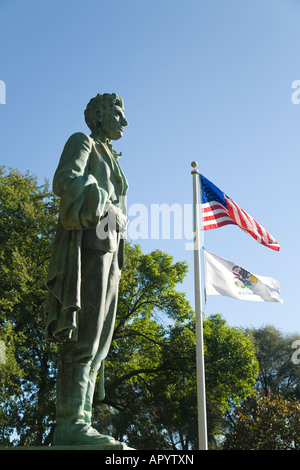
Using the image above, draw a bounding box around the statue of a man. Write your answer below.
[45,93,129,447]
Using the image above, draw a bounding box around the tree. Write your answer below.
[223,394,300,450]
[223,326,300,450]
[0,321,24,444]
[204,315,259,412]
[245,326,300,399]
[0,167,59,446]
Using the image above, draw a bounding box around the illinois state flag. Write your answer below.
[204,249,283,303]
[200,174,280,251]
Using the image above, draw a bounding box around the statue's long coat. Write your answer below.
[45,131,128,342]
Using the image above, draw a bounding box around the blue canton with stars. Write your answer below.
[200,174,228,207]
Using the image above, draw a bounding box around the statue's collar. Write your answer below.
[91,130,122,160]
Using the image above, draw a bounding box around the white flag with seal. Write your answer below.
[204,249,283,303]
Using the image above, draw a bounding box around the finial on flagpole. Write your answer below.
[191,161,199,174]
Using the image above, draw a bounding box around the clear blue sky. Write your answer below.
[0,0,299,335]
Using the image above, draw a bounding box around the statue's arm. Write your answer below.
[53,132,108,230]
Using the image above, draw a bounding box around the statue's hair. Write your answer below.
[84,93,124,131]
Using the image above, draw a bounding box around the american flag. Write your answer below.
[200,174,280,251]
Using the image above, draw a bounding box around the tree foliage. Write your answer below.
[223,394,300,450]
[246,326,300,399]
[0,167,59,446]
[224,326,300,449]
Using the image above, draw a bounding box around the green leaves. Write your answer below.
[116,244,192,328]
[204,314,259,412]
[224,395,300,450]
[0,167,59,446]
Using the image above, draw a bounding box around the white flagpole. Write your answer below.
[191,161,208,451]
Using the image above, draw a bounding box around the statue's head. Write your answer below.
[84,93,128,141]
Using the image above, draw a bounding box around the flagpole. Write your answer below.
[191,161,208,451]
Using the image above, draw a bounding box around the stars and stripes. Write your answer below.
[200,174,280,251]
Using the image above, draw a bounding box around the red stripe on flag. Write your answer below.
[203,219,236,230]
[202,203,226,213]
[224,196,280,250]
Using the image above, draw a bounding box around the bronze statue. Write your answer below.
[45,93,131,448]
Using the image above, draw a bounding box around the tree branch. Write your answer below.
[113,329,164,346]
[106,365,167,390]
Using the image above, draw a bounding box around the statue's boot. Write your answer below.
[53,362,116,446]
[82,369,135,450]
[83,367,98,427]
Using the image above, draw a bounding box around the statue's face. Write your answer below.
[100,104,128,141]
